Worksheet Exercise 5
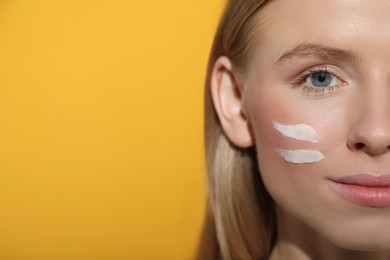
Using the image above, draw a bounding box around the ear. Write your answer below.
[210,56,253,148]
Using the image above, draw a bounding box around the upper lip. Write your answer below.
[332,173,390,187]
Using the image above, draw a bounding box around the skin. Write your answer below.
[211,0,390,259]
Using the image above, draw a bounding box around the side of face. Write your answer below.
[212,0,390,251]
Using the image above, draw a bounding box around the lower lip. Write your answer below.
[329,181,390,207]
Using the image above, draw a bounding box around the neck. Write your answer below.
[269,207,390,260]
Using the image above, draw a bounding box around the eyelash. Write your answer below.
[292,66,346,95]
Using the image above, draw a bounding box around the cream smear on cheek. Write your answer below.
[276,149,325,164]
[273,122,319,143]
[273,122,325,164]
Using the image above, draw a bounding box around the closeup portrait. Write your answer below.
[2,0,390,259]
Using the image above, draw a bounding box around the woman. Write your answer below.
[197,0,390,259]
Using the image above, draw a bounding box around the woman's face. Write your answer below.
[243,0,390,251]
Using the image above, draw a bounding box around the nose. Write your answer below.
[348,126,390,156]
[347,86,390,156]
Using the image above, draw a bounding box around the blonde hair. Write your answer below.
[197,1,276,260]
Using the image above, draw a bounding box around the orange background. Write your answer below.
[0,1,224,259]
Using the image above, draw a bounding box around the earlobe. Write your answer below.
[210,56,254,148]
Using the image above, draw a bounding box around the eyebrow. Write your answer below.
[275,42,360,66]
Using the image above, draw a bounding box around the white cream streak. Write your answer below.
[276,149,325,164]
[273,122,319,143]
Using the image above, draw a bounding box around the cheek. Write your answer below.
[253,117,324,212]
[249,99,327,168]
[246,87,350,198]
[248,87,350,167]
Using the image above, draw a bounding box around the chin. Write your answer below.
[323,220,390,252]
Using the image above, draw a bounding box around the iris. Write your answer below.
[309,72,332,87]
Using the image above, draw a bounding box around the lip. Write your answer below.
[329,174,390,207]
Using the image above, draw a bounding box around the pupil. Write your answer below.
[318,74,326,82]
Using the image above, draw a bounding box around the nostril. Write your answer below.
[351,142,390,155]
[355,142,365,150]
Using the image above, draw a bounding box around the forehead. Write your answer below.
[247,0,390,71]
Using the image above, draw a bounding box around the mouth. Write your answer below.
[329,174,390,207]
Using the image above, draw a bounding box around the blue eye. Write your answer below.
[292,67,345,95]
[308,72,333,87]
